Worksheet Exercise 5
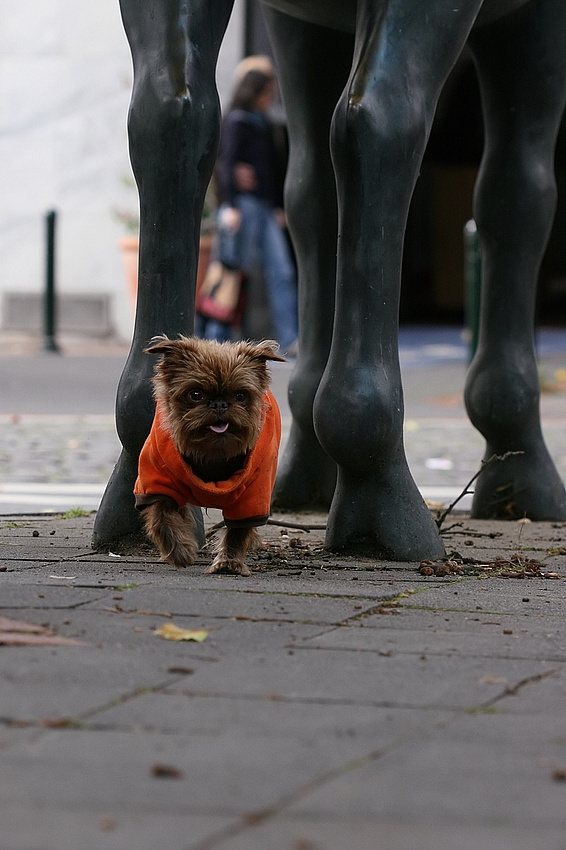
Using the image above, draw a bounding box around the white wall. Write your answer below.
[0,0,244,342]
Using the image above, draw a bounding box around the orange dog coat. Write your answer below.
[134,390,280,528]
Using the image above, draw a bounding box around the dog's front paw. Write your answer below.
[205,557,252,577]
[142,501,198,567]
[162,540,198,568]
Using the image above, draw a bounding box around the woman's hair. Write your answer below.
[230,69,273,112]
[234,55,274,83]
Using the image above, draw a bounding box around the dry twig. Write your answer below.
[436,451,524,530]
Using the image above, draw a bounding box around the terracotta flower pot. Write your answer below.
[118,236,139,306]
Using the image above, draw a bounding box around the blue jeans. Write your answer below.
[218,196,298,351]
[194,312,234,342]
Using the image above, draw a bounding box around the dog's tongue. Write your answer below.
[209,422,229,434]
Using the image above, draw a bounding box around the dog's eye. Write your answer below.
[189,389,203,402]
[234,391,247,403]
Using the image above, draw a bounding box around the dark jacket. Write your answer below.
[216,109,283,208]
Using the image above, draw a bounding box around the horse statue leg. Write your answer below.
[314,0,483,559]
[92,0,235,549]
[465,0,566,520]
[265,9,354,511]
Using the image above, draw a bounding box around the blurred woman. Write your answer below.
[214,65,298,354]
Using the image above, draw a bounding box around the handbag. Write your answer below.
[197,261,242,325]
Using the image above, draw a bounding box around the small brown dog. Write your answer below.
[134,335,284,575]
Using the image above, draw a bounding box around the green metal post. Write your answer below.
[44,209,60,353]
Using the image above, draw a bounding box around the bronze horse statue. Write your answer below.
[93,0,566,561]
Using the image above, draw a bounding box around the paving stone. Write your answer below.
[0,727,378,814]
[0,648,180,721]
[0,585,109,609]
[286,713,566,825]
[0,605,322,660]
[166,645,554,710]
[301,616,566,662]
[1,808,231,850]
[89,692,456,740]
[211,818,566,850]
[406,582,566,616]
[81,585,387,625]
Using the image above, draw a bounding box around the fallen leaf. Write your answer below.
[0,615,86,647]
[0,632,86,647]
[154,623,208,642]
[2,632,82,646]
[151,763,183,779]
[243,811,266,826]
[293,839,318,850]
[0,616,44,633]
[137,610,173,618]
[40,717,74,728]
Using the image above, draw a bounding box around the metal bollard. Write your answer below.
[43,209,60,353]
[463,219,481,362]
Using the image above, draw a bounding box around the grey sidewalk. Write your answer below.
[2,328,566,849]
[1,510,566,850]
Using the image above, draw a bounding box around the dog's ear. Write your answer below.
[145,334,201,358]
[145,334,175,356]
[239,339,286,364]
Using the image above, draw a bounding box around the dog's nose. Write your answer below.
[209,399,228,414]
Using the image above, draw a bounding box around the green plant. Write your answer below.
[62,507,91,519]
[112,175,140,234]
[112,174,217,236]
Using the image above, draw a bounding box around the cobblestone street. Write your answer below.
[1,327,566,513]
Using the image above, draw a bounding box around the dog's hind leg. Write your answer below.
[206,527,261,576]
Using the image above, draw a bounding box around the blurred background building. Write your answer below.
[1,0,565,344]
[0,0,245,343]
